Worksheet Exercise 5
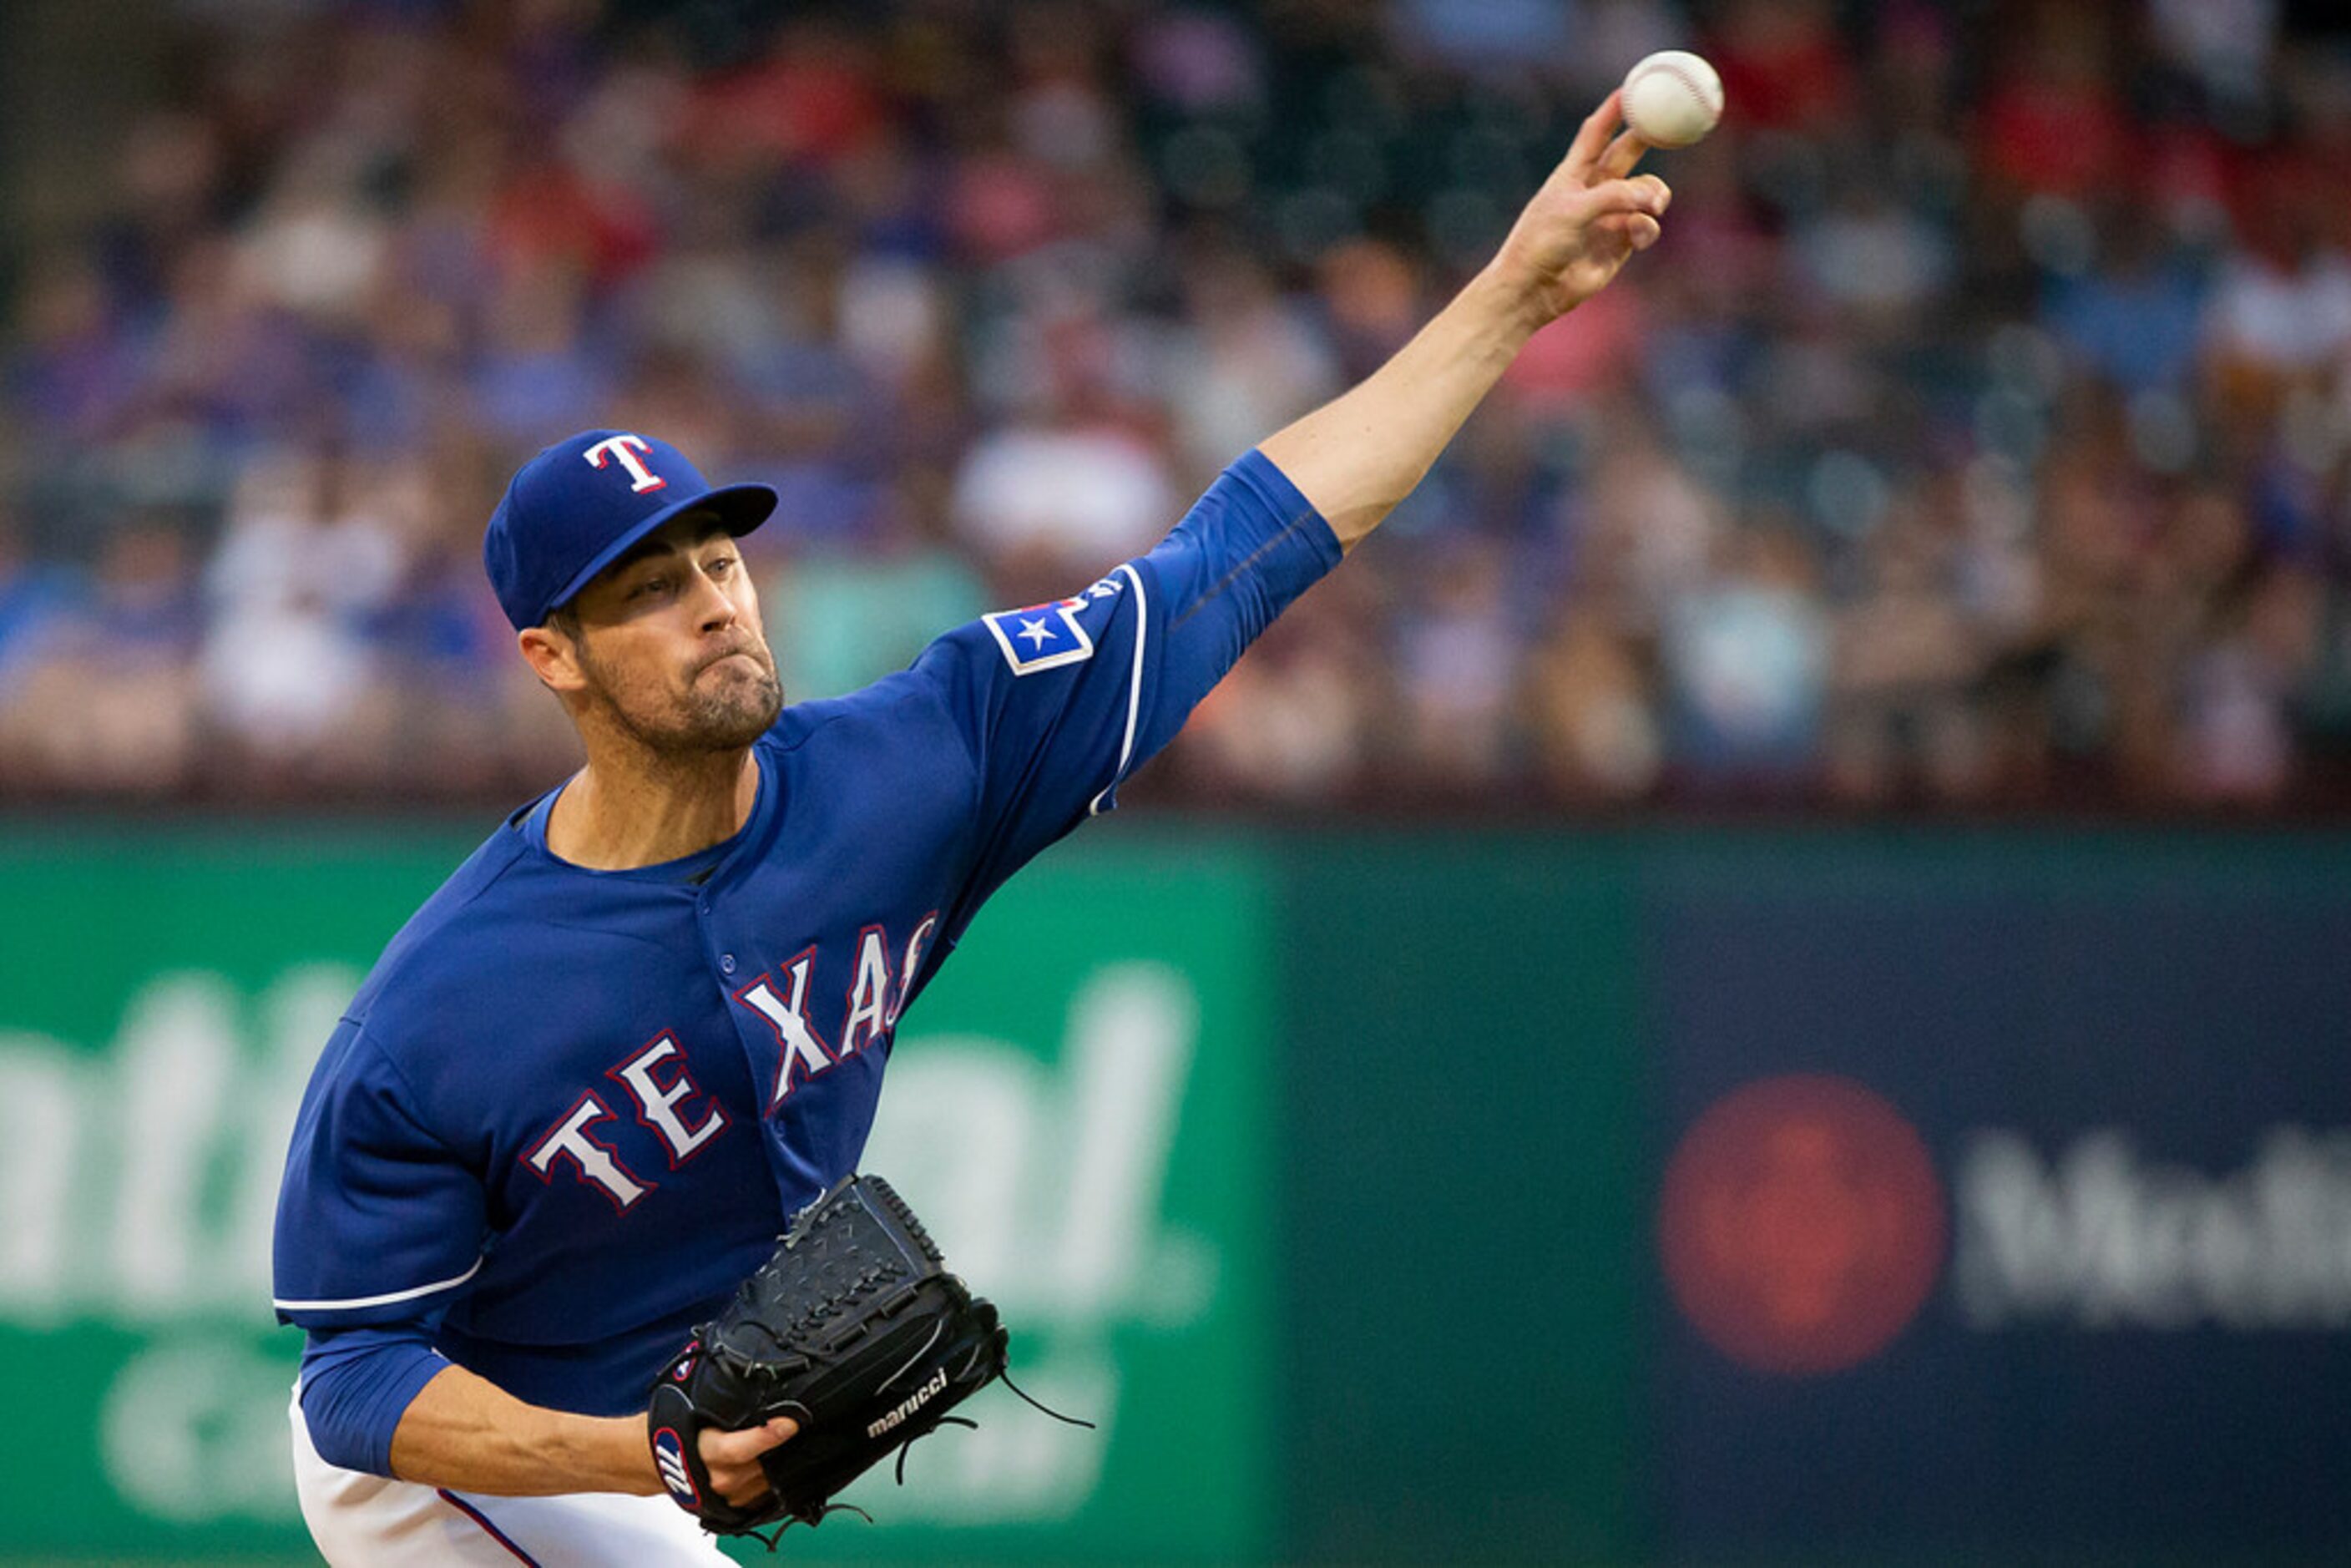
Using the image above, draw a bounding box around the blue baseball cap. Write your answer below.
[483,430,779,630]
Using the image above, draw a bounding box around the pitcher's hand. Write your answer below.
[1488,89,1671,326]
[699,1416,797,1508]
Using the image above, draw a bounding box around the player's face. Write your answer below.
[562,514,784,752]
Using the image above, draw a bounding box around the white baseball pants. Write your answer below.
[290,1389,733,1565]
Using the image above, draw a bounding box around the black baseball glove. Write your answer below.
[645,1173,1009,1537]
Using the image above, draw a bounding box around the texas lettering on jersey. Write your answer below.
[523,1034,730,1211]
[732,913,938,1110]
[523,913,939,1209]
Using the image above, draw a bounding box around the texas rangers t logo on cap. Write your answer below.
[481,429,778,630]
[583,434,668,494]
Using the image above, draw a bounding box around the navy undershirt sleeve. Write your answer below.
[298,1325,453,1476]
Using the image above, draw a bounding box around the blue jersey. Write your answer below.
[271,451,1338,1474]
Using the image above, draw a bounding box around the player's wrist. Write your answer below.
[1463,259,1554,347]
[609,1415,669,1495]
[552,1411,665,1496]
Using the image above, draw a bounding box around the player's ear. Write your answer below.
[518,623,589,695]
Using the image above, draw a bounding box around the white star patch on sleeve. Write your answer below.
[983,594,1097,674]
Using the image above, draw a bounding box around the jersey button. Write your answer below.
[697,900,710,915]
[720,953,737,974]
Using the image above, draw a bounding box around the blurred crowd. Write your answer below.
[9,0,2351,812]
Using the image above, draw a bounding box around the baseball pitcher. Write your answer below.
[272,91,1667,1563]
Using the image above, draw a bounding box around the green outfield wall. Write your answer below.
[3,822,2349,1566]
[1272,833,1645,1565]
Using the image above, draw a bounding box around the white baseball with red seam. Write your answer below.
[1620,50,1723,149]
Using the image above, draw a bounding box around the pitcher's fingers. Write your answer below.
[1580,175,1671,219]
[1595,210,1662,251]
[1560,90,1625,179]
[1599,125,1651,180]
[701,1416,800,1464]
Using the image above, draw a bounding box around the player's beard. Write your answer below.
[579,637,785,756]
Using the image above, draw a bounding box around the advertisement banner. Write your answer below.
[1643,833,2351,1564]
[0,827,475,1564]
[0,825,1274,1565]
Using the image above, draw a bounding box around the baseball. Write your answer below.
[1621,50,1724,149]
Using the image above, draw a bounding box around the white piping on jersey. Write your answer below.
[1089,563,1149,817]
[273,1256,484,1313]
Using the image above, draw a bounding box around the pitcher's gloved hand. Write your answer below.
[645,1174,1007,1535]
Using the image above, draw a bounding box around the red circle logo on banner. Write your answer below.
[1658,1074,1945,1374]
